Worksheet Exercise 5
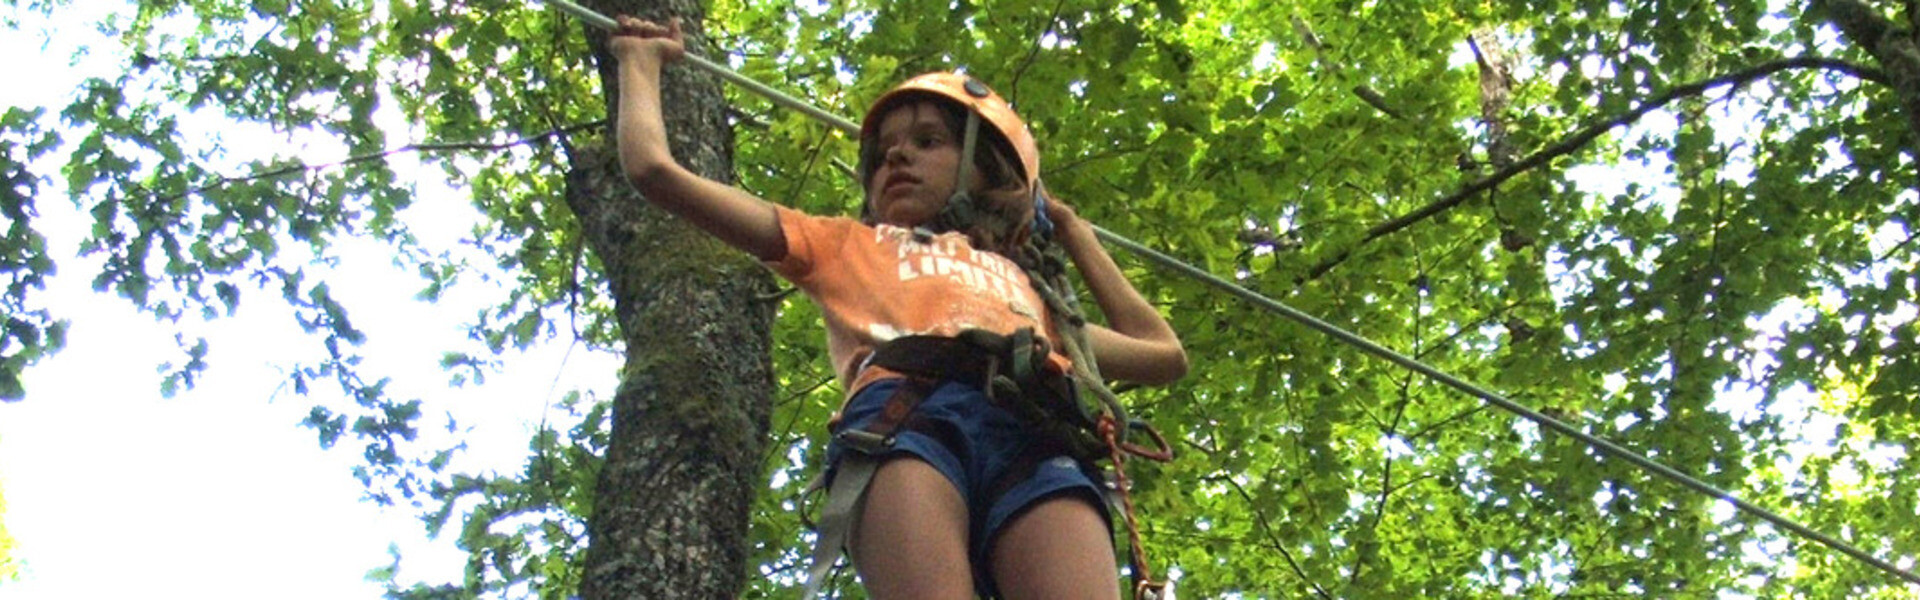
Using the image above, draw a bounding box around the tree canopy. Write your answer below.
[7,0,1920,597]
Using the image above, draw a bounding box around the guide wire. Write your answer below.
[540,0,1920,586]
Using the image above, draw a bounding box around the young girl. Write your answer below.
[610,17,1186,599]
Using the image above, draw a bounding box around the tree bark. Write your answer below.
[567,1,777,598]
[1817,0,1920,144]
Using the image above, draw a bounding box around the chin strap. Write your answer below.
[927,111,985,237]
[930,111,1047,255]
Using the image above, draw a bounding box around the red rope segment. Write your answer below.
[1100,415,1169,598]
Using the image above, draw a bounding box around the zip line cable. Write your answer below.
[1094,232,1920,586]
[542,0,1920,586]
[546,0,860,134]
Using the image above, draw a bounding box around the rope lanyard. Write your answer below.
[541,0,1920,587]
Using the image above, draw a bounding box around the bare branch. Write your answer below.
[1006,0,1070,104]
[1215,475,1337,599]
[1304,58,1883,280]
[1292,14,1405,120]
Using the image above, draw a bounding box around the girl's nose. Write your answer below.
[885,143,909,165]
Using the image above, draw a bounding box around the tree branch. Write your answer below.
[1407,405,1491,442]
[1412,301,1526,362]
[1383,472,1439,499]
[1303,57,1883,280]
[160,120,609,205]
[1878,226,1920,261]
[780,126,836,206]
[1908,0,1920,38]
[1821,0,1896,54]
[1292,14,1405,120]
[1352,302,1422,589]
[1055,144,1153,176]
[1006,0,1069,103]
[760,375,834,476]
[1813,0,1920,145]
[1214,475,1336,599]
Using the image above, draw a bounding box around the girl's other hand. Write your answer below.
[1041,190,1092,243]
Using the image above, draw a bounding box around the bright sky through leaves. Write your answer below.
[0,4,619,596]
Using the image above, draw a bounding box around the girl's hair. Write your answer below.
[857,96,1030,252]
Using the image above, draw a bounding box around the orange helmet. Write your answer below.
[859,72,1040,189]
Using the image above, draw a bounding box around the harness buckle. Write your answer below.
[835,427,894,454]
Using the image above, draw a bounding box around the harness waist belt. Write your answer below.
[864,334,999,384]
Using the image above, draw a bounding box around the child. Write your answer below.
[610,16,1186,599]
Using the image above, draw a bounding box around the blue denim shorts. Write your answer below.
[828,377,1112,594]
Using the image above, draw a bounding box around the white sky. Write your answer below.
[0,3,621,597]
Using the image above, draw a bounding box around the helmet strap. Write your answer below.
[930,111,984,237]
[928,111,1030,254]
[954,110,981,197]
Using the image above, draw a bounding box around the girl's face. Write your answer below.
[865,101,983,228]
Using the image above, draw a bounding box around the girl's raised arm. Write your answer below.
[611,17,786,261]
[1045,197,1188,385]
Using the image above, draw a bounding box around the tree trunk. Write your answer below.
[566,1,777,598]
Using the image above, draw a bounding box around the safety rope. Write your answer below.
[1011,231,1175,598]
[542,0,1920,587]
[1101,416,1169,598]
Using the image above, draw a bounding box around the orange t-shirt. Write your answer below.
[765,205,1069,396]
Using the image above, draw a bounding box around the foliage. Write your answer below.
[9,0,1920,597]
[1,107,65,402]
[0,475,18,583]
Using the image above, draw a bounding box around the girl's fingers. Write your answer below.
[612,15,671,38]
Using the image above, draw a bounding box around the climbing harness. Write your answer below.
[543,0,1920,589]
[798,327,1175,599]
[799,370,930,600]
[1018,240,1175,599]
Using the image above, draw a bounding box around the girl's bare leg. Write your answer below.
[990,495,1122,600]
[851,457,975,599]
